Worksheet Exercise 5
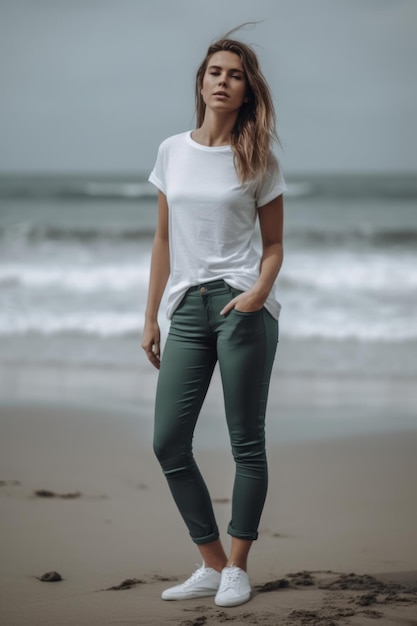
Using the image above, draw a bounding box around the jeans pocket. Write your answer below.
[232,307,264,316]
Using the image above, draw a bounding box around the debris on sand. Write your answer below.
[34,489,81,499]
[106,578,144,590]
[37,571,63,582]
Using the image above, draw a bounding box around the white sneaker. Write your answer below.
[161,564,221,600]
[215,565,251,607]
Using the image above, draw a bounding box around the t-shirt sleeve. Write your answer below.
[148,141,167,195]
[255,154,287,208]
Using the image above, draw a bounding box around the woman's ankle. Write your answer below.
[198,539,228,572]
[204,559,227,572]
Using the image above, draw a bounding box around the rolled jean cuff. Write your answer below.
[227,523,259,541]
[191,530,220,545]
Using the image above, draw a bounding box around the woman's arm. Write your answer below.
[141,191,170,369]
[220,194,284,314]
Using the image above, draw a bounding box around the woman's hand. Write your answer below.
[220,289,266,316]
[141,320,161,369]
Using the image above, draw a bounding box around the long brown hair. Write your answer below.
[195,34,279,183]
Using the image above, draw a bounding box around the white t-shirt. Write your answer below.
[148,130,287,319]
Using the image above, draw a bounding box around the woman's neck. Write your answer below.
[192,111,238,147]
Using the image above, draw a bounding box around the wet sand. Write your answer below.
[1,377,417,625]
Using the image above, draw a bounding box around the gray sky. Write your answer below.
[1,0,416,173]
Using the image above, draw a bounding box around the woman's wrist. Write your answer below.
[145,313,159,324]
[249,283,271,303]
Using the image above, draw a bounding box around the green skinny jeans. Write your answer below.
[153,279,279,544]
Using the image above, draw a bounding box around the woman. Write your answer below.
[141,33,286,607]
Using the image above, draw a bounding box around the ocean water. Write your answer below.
[0,172,416,378]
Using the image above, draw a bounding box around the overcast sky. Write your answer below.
[1,0,416,174]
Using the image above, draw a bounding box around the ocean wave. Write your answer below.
[285,227,417,247]
[0,264,149,291]
[1,249,415,293]
[0,312,144,337]
[282,322,417,342]
[0,179,157,200]
[0,224,156,243]
[1,172,416,200]
[281,261,417,291]
[82,181,156,199]
[2,223,417,247]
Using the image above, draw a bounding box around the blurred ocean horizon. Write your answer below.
[1,171,416,379]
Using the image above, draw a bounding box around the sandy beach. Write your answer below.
[1,362,417,626]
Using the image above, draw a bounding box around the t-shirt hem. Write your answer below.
[166,278,281,321]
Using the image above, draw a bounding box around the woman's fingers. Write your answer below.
[143,342,160,369]
[149,350,161,369]
[141,326,161,369]
[220,292,265,315]
[152,340,161,368]
[220,297,238,316]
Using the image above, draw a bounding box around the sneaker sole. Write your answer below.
[215,591,251,607]
[162,590,218,600]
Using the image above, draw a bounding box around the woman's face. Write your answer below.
[201,51,247,114]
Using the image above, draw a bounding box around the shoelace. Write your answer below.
[182,565,208,588]
[219,566,241,591]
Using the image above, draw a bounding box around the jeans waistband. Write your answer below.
[186,279,231,295]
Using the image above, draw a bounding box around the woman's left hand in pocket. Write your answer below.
[220,290,265,316]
